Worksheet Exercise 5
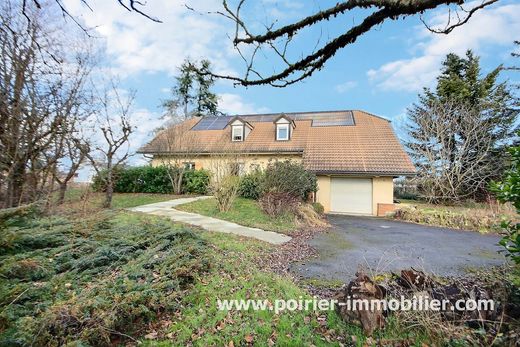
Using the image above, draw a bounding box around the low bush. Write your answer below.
[262,160,317,200]
[393,206,503,233]
[91,166,210,195]
[115,165,172,193]
[238,169,265,199]
[491,144,520,264]
[0,213,210,346]
[183,169,211,194]
[295,204,329,228]
[259,192,300,217]
[311,202,325,215]
[213,175,240,212]
[0,201,43,229]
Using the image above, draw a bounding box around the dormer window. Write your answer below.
[232,125,244,141]
[276,124,289,141]
[228,116,253,142]
[274,114,295,141]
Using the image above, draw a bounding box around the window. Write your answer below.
[230,162,245,176]
[232,125,243,141]
[276,123,289,141]
[183,162,195,170]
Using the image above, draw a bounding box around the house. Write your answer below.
[138,110,416,216]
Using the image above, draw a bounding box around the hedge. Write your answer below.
[92,166,210,195]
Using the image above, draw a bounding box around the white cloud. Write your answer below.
[334,80,358,93]
[218,93,269,115]
[367,3,520,92]
[62,0,236,77]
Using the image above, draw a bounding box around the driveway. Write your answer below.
[292,215,506,282]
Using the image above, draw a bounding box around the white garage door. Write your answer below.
[330,178,373,214]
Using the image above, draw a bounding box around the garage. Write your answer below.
[330,178,373,215]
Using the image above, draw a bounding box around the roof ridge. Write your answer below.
[233,109,354,117]
[353,109,391,122]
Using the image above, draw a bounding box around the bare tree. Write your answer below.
[406,100,499,203]
[83,81,135,208]
[22,0,161,29]
[153,121,200,195]
[0,0,93,208]
[198,0,499,87]
[207,141,247,212]
[53,137,88,205]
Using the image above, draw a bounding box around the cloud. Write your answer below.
[334,81,358,93]
[367,3,520,92]
[218,93,269,115]
[62,0,236,77]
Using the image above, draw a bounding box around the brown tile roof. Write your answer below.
[139,110,416,175]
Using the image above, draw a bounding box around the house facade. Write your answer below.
[139,110,416,216]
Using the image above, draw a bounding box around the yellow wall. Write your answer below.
[316,176,331,212]
[152,154,302,175]
[372,176,394,214]
[316,175,394,216]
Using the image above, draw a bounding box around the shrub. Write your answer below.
[183,169,211,194]
[311,202,324,215]
[259,192,300,217]
[393,206,503,233]
[262,160,317,200]
[295,204,329,228]
[238,169,265,199]
[91,166,210,195]
[0,214,210,346]
[114,166,172,193]
[491,144,520,264]
[213,175,240,212]
[0,201,43,229]
[91,166,124,192]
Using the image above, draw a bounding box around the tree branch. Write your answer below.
[207,0,498,87]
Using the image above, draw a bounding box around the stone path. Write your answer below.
[128,196,291,245]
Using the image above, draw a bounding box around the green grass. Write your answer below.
[64,188,182,209]
[176,197,298,234]
[110,193,181,208]
[146,231,348,346]
[52,189,183,219]
[146,230,433,346]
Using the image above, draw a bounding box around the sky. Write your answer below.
[60,0,520,179]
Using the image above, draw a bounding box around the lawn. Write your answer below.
[176,197,298,234]
[63,187,182,209]
[394,198,516,233]
[49,188,183,218]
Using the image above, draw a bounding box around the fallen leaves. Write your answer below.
[256,227,323,277]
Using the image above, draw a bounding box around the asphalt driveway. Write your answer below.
[292,215,506,282]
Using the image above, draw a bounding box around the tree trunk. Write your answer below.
[175,171,184,195]
[6,163,25,208]
[104,174,113,208]
[57,182,67,205]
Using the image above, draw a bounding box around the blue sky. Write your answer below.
[63,0,519,169]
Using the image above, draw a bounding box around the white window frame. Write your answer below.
[232,125,244,141]
[276,123,290,141]
[183,162,195,170]
[230,162,245,176]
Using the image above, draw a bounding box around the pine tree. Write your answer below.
[406,50,518,202]
[162,59,220,120]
